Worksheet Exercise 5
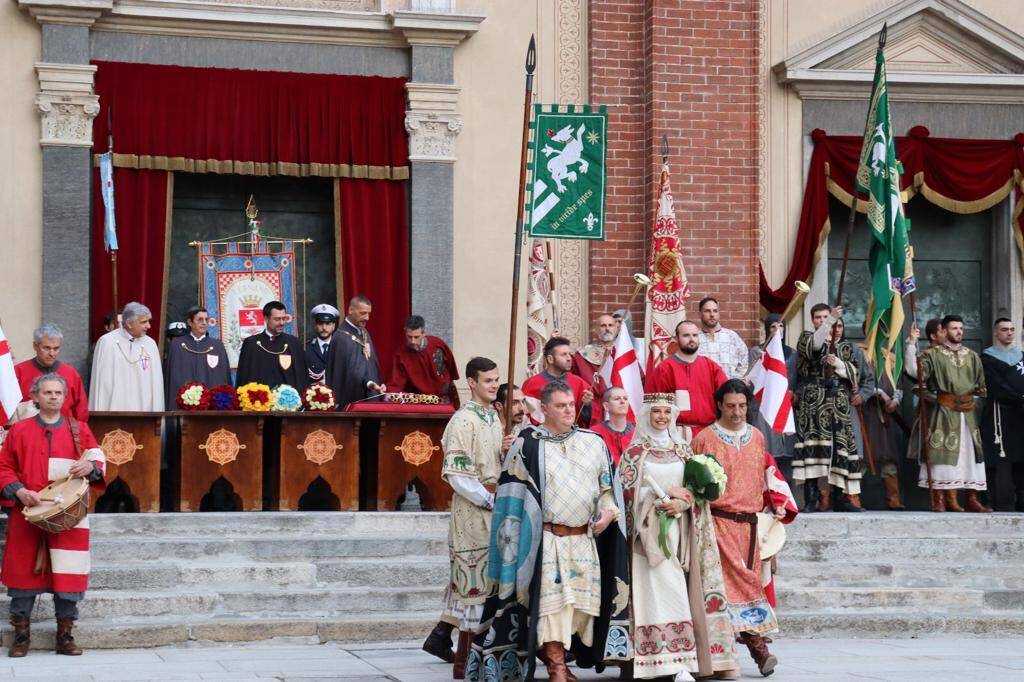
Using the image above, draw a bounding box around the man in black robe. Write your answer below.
[324,295,384,409]
[305,303,339,385]
[236,300,309,390]
[982,317,1024,511]
[165,307,231,404]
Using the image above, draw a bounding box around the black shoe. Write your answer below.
[422,622,456,663]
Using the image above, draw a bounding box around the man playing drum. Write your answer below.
[0,373,106,657]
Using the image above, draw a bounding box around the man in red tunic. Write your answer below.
[589,386,634,467]
[13,325,88,423]
[521,336,594,427]
[0,373,106,657]
[388,315,460,407]
[570,313,616,411]
[645,320,728,438]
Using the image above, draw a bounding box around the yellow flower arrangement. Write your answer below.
[237,382,273,412]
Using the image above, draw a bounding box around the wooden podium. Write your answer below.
[176,411,264,512]
[277,413,359,510]
[346,404,455,511]
[89,412,163,513]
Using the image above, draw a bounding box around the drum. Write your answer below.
[23,477,91,534]
[756,512,787,560]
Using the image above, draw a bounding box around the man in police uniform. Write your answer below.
[305,304,340,384]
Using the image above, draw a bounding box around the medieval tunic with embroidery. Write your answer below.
[906,344,987,490]
[620,436,739,678]
[440,401,504,628]
[390,335,460,407]
[591,421,634,468]
[0,417,106,594]
[792,321,862,493]
[325,320,381,410]
[164,334,231,405]
[14,359,88,422]
[570,343,608,425]
[537,429,618,647]
[694,424,797,636]
[697,328,749,381]
[236,330,309,392]
[644,355,728,434]
[89,327,165,411]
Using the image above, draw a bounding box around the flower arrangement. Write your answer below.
[237,382,273,412]
[208,385,239,411]
[684,454,728,503]
[176,382,210,411]
[383,392,440,405]
[303,383,337,412]
[271,384,302,412]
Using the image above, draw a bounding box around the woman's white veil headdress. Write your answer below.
[629,392,685,447]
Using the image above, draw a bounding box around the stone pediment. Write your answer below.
[775,0,1024,102]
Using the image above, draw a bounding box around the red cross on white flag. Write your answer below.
[0,324,23,426]
[748,329,795,434]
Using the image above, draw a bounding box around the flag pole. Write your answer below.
[107,105,119,317]
[504,35,536,436]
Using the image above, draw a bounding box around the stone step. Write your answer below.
[777,561,1024,590]
[0,612,440,650]
[785,512,1024,539]
[776,586,986,611]
[780,536,1024,562]
[86,556,450,591]
[0,587,443,620]
[0,511,450,539]
[778,610,1024,637]
[85,535,448,563]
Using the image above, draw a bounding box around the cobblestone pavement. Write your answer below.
[2,637,1022,680]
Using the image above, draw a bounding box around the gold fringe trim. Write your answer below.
[914,173,1013,214]
[1014,177,1024,275]
[94,153,409,180]
[159,173,175,355]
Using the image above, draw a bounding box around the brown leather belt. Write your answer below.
[543,522,589,537]
[711,509,758,568]
[483,483,497,494]
[936,392,975,412]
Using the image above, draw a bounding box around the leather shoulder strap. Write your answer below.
[69,418,84,459]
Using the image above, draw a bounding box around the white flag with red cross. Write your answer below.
[748,329,795,434]
[0,324,23,427]
[598,319,644,422]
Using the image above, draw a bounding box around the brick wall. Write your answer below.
[588,0,761,345]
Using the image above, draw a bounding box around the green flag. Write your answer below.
[527,104,607,240]
[856,33,916,384]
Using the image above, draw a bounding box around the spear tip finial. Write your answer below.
[526,35,537,75]
[661,133,669,164]
[879,22,888,49]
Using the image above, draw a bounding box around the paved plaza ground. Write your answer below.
[0,636,1021,681]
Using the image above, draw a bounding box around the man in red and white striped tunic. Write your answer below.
[0,373,106,657]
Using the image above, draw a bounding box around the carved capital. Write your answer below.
[18,0,110,26]
[35,62,99,147]
[405,82,462,162]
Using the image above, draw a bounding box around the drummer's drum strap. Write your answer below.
[33,420,86,575]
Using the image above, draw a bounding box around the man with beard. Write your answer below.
[570,314,617,423]
[644,320,728,438]
[304,304,339,385]
[324,296,385,409]
[235,300,309,392]
[697,297,748,380]
[905,315,989,512]
[522,337,594,427]
[494,383,527,435]
[389,315,460,407]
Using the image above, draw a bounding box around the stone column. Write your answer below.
[394,11,482,344]
[20,0,107,370]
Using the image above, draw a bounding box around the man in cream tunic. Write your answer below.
[431,357,507,678]
[89,302,164,411]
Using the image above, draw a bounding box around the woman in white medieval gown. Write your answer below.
[619,393,740,681]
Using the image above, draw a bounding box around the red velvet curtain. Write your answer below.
[89,169,170,339]
[761,127,1024,313]
[335,178,409,371]
[90,61,410,344]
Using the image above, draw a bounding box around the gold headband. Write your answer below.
[643,392,675,406]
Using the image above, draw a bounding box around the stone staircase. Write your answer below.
[1,511,1022,649]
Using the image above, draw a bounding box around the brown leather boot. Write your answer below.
[452,630,472,679]
[964,490,992,513]
[541,641,570,682]
[538,644,578,682]
[945,489,965,512]
[55,618,82,656]
[422,621,456,663]
[846,494,866,512]
[883,476,905,510]
[930,488,946,512]
[739,631,777,677]
[817,485,832,512]
[8,615,29,658]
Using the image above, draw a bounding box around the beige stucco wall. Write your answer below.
[451,2,539,377]
[762,0,1024,339]
[0,5,42,359]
